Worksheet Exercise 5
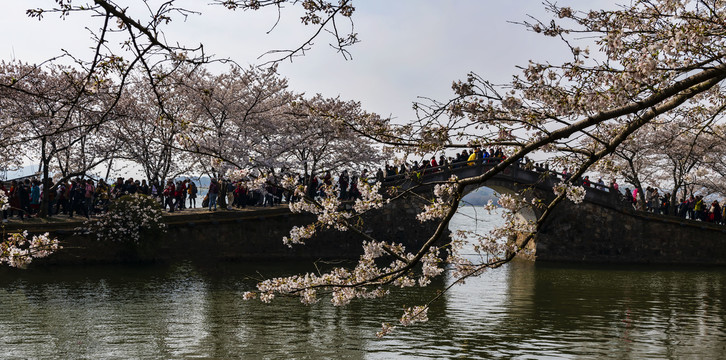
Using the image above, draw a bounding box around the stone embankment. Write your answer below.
[7,194,444,265]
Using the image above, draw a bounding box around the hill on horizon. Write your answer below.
[460,187,497,206]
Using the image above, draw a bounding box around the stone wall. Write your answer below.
[16,162,726,266]
[23,193,445,266]
[515,199,726,265]
[441,163,726,265]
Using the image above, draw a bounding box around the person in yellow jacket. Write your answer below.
[694,195,705,221]
[467,148,479,166]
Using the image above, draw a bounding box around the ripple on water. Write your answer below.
[0,209,725,358]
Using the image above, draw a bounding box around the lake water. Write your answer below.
[1,207,725,359]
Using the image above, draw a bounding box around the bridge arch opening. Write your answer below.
[448,183,541,260]
[459,183,541,225]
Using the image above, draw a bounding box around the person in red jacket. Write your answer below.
[163,180,176,212]
[176,180,186,211]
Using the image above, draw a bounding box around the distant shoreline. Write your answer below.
[460,187,497,206]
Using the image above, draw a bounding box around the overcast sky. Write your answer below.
[0,1,615,125]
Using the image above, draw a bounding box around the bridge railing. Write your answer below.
[377,158,722,228]
[381,157,509,184]
[380,158,628,208]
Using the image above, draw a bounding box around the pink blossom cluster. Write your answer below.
[352,182,385,213]
[0,189,9,211]
[375,306,430,337]
[552,183,586,204]
[0,231,61,269]
[416,178,458,222]
[243,240,442,314]
[79,194,166,243]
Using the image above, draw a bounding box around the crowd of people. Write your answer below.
[389,147,726,226]
[0,147,506,220]
[616,187,726,224]
[0,174,301,220]
[0,177,200,220]
[536,163,726,225]
[205,178,285,211]
[4,145,724,225]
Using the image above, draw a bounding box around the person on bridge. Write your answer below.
[709,200,721,223]
[467,148,478,166]
[208,178,219,211]
[0,182,7,220]
[610,179,619,192]
[163,180,176,212]
[84,179,95,217]
[384,164,396,178]
[30,180,41,215]
[456,150,468,168]
[562,168,571,181]
[694,195,705,221]
[338,170,350,200]
[494,148,504,159]
[376,168,385,182]
[188,180,198,208]
[427,157,439,173]
[349,176,361,199]
[176,180,186,211]
[233,182,248,208]
[597,178,605,189]
[360,169,370,185]
[690,195,698,219]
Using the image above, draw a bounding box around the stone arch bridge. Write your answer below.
[383,161,726,265]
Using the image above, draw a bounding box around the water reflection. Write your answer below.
[1,260,726,359]
[500,262,726,359]
[0,208,725,358]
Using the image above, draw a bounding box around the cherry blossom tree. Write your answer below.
[276,94,385,182]
[111,69,198,185]
[593,123,660,207]
[0,61,122,217]
[181,65,292,178]
[11,0,726,334]
[177,67,383,185]
[24,0,357,113]
[648,116,713,211]
[595,106,721,212]
[0,0,358,265]
[694,123,726,195]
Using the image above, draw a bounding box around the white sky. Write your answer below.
[0,1,613,178]
[0,1,611,124]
